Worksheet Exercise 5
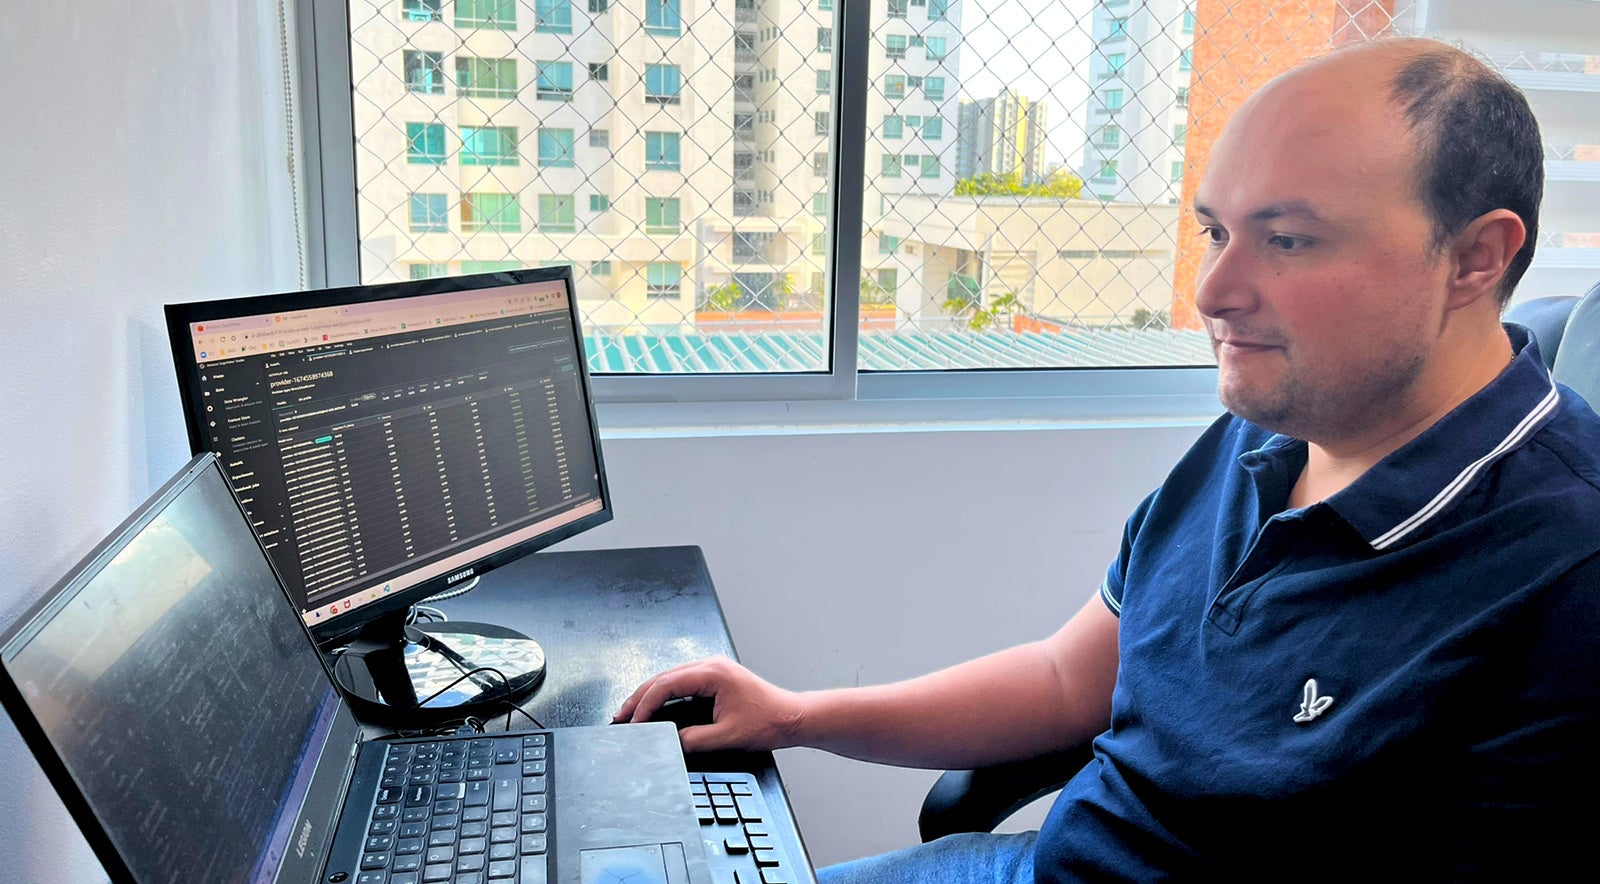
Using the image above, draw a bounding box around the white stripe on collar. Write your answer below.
[1369,376,1561,551]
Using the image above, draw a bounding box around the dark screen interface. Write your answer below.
[181,282,604,627]
[3,464,338,883]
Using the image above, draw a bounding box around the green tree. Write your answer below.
[700,281,743,312]
[953,168,1084,199]
[1128,307,1170,330]
[942,290,1021,332]
[859,273,892,305]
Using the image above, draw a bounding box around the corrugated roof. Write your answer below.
[586,329,1215,373]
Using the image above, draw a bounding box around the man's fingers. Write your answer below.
[613,659,715,721]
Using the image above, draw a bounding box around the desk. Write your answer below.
[431,544,818,882]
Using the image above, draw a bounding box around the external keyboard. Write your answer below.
[691,771,800,884]
[357,733,551,884]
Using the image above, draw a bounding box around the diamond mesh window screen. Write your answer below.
[344,0,1598,375]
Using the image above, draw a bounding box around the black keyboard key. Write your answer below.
[369,818,398,836]
[520,795,547,814]
[494,747,520,765]
[396,838,424,856]
[488,859,517,880]
[489,842,516,862]
[356,872,386,884]
[360,852,390,870]
[461,821,488,839]
[427,829,456,848]
[753,849,781,867]
[491,778,518,812]
[520,813,546,834]
[424,845,455,865]
[456,853,487,873]
[393,855,422,873]
[399,822,428,839]
[373,804,400,821]
[455,874,484,884]
[522,734,547,747]
[520,857,548,884]
[377,787,404,805]
[761,870,791,884]
[430,814,459,832]
[405,786,433,807]
[459,836,487,855]
[463,806,489,824]
[490,826,517,845]
[390,874,419,884]
[421,862,452,883]
[521,775,546,795]
[736,796,763,821]
[519,834,547,856]
[366,834,396,852]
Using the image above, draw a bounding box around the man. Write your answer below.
[618,38,1600,880]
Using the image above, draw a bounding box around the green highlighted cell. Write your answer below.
[316,435,333,444]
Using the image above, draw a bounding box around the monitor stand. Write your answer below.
[327,607,547,729]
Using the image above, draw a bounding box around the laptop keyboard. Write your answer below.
[357,734,551,884]
[692,771,800,884]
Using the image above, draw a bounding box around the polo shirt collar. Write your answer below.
[1241,325,1560,552]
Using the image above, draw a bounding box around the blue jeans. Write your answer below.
[816,831,1038,884]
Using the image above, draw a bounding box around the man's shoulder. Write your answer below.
[1528,387,1600,496]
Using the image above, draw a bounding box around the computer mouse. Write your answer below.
[647,695,716,729]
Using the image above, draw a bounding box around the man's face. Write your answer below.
[1192,57,1454,443]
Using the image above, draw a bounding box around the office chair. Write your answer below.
[917,281,1600,843]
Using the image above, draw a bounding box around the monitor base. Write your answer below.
[329,620,546,729]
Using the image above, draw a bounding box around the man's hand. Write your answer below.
[613,655,807,754]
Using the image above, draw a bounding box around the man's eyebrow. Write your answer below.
[1191,199,1328,223]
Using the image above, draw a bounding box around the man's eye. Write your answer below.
[1268,234,1312,252]
[1198,225,1226,244]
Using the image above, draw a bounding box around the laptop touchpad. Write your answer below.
[581,843,690,884]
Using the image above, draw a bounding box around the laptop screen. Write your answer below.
[1,457,341,882]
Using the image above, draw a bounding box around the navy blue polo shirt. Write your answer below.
[1035,327,1600,881]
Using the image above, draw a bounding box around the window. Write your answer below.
[888,0,908,18]
[409,193,449,232]
[461,126,518,166]
[462,260,522,274]
[1096,160,1118,181]
[404,51,444,94]
[645,198,680,234]
[1101,124,1120,145]
[461,193,520,232]
[812,192,828,215]
[403,0,442,22]
[537,194,576,232]
[922,117,942,140]
[645,64,681,104]
[1104,88,1124,110]
[645,131,681,171]
[588,128,609,149]
[591,260,612,275]
[734,113,754,136]
[590,194,610,211]
[1180,49,1193,72]
[923,77,945,101]
[928,0,948,21]
[881,154,902,178]
[1176,86,1189,108]
[1183,9,1196,34]
[1171,160,1184,182]
[1107,52,1126,76]
[883,115,903,139]
[814,111,829,135]
[919,154,939,178]
[885,75,906,99]
[877,268,898,294]
[409,262,448,279]
[1108,17,1127,38]
[646,262,681,298]
[886,35,907,60]
[1173,123,1187,147]
[816,69,831,94]
[589,0,609,12]
[733,231,774,261]
[534,0,571,33]
[406,122,445,164]
[811,233,826,256]
[879,234,899,255]
[925,37,947,60]
[457,57,516,98]
[645,0,681,37]
[457,0,515,29]
[537,128,575,167]
[813,152,829,176]
[817,27,831,52]
[536,61,574,100]
[589,62,609,81]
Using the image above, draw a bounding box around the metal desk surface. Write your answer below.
[427,544,817,882]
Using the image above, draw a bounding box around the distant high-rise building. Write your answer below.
[955,90,1049,183]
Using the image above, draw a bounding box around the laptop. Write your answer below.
[0,453,711,884]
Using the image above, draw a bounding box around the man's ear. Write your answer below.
[1447,209,1526,309]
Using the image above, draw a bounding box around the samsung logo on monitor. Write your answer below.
[447,568,475,585]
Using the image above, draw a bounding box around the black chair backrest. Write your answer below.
[1505,295,1579,372]
[1550,282,1600,409]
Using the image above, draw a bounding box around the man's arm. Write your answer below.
[615,594,1120,769]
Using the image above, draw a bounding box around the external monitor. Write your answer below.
[165,267,610,725]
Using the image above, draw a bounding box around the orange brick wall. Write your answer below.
[1170,1,1396,330]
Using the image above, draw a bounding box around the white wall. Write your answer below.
[0,1,1210,878]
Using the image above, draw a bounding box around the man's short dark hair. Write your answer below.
[1390,46,1544,306]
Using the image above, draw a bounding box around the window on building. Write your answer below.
[816,69,831,94]
[461,192,521,232]
[404,50,444,94]
[886,35,908,60]
[813,152,829,176]
[928,0,948,21]
[1173,123,1187,147]
[409,193,449,232]
[885,75,906,99]
[591,260,612,274]
[590,194,610,211]
[879,234,899,255]
[1171,160,1184,182]
[1176,86,1189,107]
[919,154,939,178]
[645,197,680,234]
[645,131,682,171]
[458,0,515,29]
[537,128,575,167]
[409,262,449,278]
[1104,88,1124,110]
[457,57,516,98]
[883,115,903,139]
[811,233,826,256]
[925,37,947,60]
[888,0,909,19]
[922,117,942,140]
[923,77,945,100]
[1180,48,1193,72]
[645,262,681,298]
[1183,9,1197,33]
[536,61,574,100]
[877,268,898,294]
[406,122,445,164]
[534,0,571,33]
[536,194,576,232]
[403,0,443,23]
[732,231,774,261]
[1096,160,1118,180]
[1108,17,1127,38]
[462,260,523,273]
[882,154,902,178]
[1107,52,1126,76]
[812,192,828,216]
[1102,124,1120,145]
[589,62,608,81]
[814,110,829,135]
[588,128,609,149]
[734,113,754,136]
[644,64,681,103]
[817,27,831,52]
[462,126,518,166]
[589,0,609,12]
[644,0,681,36]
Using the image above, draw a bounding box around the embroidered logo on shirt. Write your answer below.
[1293,678,1334,723]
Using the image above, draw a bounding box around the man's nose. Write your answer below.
[1194,242,1256,318]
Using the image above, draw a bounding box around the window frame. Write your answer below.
[298,0,1219,414]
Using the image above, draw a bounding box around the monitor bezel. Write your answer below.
[163,266,613,646]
